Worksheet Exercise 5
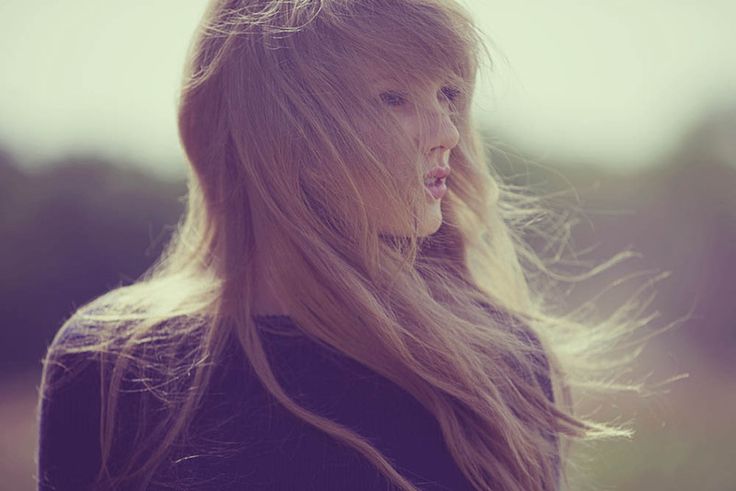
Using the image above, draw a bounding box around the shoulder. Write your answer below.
[37,316,108,490]
[37,312,204,489]
[39,310,133,430]
[40,314,107,402]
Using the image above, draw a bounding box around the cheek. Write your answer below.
[387,119,423,177]
[354,113,422,186]
[393,112,420,146]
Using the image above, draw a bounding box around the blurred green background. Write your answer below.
[1,1,734,490]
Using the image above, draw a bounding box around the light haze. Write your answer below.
[1,0,734,177]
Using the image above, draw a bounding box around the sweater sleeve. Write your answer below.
[37,343,104,490]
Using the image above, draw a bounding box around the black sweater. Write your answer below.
[37,314,557,490]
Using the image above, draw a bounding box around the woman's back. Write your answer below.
[39,314,505,490]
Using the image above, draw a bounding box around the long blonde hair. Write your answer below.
[40,1,675,489]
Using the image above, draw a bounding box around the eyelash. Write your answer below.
[440,85,462,103]
[379,85,462,107]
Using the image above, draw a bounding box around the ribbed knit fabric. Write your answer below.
[37,314,558,490]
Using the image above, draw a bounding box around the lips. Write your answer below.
[423,166,450,199]
[424,166,451,180]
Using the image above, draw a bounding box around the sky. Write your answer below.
[1,0,735,178]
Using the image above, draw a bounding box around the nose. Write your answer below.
[423,107,460,157]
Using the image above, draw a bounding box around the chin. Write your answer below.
[418,207,443,237]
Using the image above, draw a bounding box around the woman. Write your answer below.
[37,0,665,490]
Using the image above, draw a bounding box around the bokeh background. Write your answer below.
[1,1,734,489]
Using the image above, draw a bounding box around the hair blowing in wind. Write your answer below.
[40,1,678,490]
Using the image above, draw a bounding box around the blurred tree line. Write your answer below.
[0,150,186,378]
[0,107,734,383]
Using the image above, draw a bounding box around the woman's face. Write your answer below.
[369,77,461,237]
